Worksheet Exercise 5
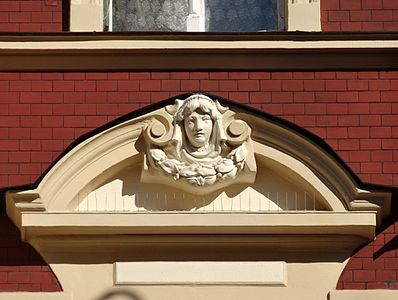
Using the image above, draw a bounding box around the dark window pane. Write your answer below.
[205,0,281,32]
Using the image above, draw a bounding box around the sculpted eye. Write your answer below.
[202,115,211,121]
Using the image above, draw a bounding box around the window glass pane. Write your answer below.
[205,0,281,32]
[109,0,283,32]
[112,0,189,31]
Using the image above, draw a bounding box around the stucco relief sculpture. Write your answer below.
[141,94,256,194]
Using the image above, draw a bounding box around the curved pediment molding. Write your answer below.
[6,94,391,244]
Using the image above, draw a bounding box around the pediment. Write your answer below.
[6,94,391,246]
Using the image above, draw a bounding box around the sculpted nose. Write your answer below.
[194,118,204,131]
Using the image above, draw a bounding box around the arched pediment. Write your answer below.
[6,94,391,244]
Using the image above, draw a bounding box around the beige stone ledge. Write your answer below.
[20,212,376,240]
[329,290,398,300]
[0,40,397,50]
[0,293,72,300]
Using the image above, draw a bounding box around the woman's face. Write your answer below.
[184,109,213,148]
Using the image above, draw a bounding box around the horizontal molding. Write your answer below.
[114,261,286,285]
[0,293,72,300]
[21,212,376,241]
[0,34,397,70]
[329,290,398,300]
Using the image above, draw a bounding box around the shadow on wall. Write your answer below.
[0,189,62,291]
[95,290,143,300]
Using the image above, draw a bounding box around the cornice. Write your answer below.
[0,33,396,71]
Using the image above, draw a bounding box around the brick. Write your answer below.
[361,162,382,174]
[341,0,361,9]
[362,22,384,31]
[169,72,189,80]
[249,92,271,103]
[31,152,53,163]
[382,139,398,149]
[316,116,337,126]
[337,92,358,102]
[181,80,200,91]
[359,72,379,79]
[9,12,31,23]
[140,80,160,91]
[294,116,316,127]
[338,139,359,150]
[10,128,31,139]
[281,80,302,91]
[64,116,85,127]
[315,92,337,102]
[200,80,218,91]
[363,0,383,9]
[31,104,52,115]
[327,127,348,138]
[229,72,249,79]
[282,104,304,115]
[0,284,19,292]
[350,10,372,22]
[31,128,52,139]
[293,92,315,102]
[322,0,340,10]
[73,80,95,92]
[271,92,292,103]
[376,270,396,281]
[96,80,117,91]
[353,270,375,282]
[53,81,74,92]
[42,92,62,103]
[370,127,392,138]
[239,80,260,91]
[382,116,398,126]
[219,80,237,91]
[0,1,19,11]
[21,116,41,127]
[0,116,19,127]
[305,104,327,115]
[360,115,381,126]
[341,22,362,31]
[31,81,52,92]
[328,11,350,22]
[383,0,398,9]
[339,270,352,282]
[20,92,42,103]
[383,162,398,173]
[348,80,369,91]
[367,282,387,289]
[349,151,371,162]
[86,92,107,103]
[31,12,53,23]
[190,72,209,79]
[161,80,180,91]
[325,80,346,91]
[360,138,382,149]
[348,103,370,114]
[349,127,369,138]
[261,80,282,91]
[249,72,270,79]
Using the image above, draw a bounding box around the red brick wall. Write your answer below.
[0,71,397,188]
[0,0,62,32]
[321,0,398,31]
[337,213,398,289]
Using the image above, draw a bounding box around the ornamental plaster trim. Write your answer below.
[5,94,391,236]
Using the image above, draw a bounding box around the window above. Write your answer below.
[70,0,321,32]
[104,0,284,32]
